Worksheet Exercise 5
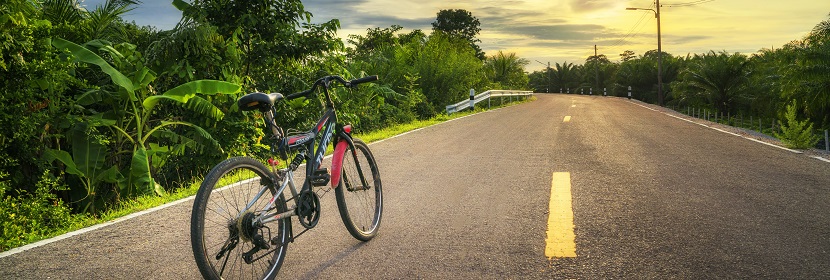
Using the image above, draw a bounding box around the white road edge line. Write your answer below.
[627,100,805,155]
[0,102,519,258]
[812,156,830,163]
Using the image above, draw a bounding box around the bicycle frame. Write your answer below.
[240,80,371,227]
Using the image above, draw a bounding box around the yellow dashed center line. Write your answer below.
[545,172,576,259]
[563,116,571,122]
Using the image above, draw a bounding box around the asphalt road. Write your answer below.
[2,94,829,279]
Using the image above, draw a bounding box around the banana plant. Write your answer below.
[50,37,241,205]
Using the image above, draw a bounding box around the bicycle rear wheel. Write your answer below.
[335,138,383,241]
[191,157,290,280]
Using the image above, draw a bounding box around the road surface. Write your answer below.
[2,94,829,279]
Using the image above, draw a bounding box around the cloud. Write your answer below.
[340,14,434,30]
[503,24,613,41]
[569,0,616,13]
[665,34,712,45]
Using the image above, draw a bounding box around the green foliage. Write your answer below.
[41,0,139,43]
[583,54,619,93]
[51,37,240,212]
[672,51,751,113]
[0,171,77,251]
[619,50,636,62]
[553,62,578,92]
[0,0,79,195]
[346,27,491,119]
[432,9,484,60]
[613,51,681,103]
[781,14,830,129]
[776,101,820,149]
[347,25,403,58]
[485,51,529,89]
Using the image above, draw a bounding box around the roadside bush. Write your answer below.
[0,171,76,251]
[776,101,820,149]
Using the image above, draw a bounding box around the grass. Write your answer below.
[6,96,535,251]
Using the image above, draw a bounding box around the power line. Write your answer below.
[603,2,656,58]
[604,16,654,56]
[663,0,715,8]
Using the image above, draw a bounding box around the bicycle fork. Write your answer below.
[330,127,371,191]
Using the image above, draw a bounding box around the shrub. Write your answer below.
[776,101,820,149]
[0,171,76,251]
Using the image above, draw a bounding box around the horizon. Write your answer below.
[82,0,830,72]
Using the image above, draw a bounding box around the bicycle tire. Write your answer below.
[191,157,290,280]
[335,138,383,241]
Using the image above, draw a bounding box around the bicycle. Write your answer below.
[190,75,383,279]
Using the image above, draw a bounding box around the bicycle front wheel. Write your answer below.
[335,138,383,241]
[191,157,290,280]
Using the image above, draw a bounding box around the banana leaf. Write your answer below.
[142,80,240,112]
[43,149,84,177]
[52,38,136,100]
[129,146,154,196]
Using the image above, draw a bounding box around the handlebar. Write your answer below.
[284,75,378,100]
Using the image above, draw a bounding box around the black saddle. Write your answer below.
[238,92,284,112]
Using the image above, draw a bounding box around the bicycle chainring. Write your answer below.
[297,190,321,229]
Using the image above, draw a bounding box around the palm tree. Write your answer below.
[484,51,529,88]
[675,51,750,113]
[782,14,830,128]
[41,0,138,43]
[552,62,576,92]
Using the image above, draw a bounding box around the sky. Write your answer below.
[83,0,830,72]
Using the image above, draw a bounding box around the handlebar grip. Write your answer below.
[349,75,378,86]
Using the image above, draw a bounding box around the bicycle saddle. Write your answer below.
[238,92,284,112]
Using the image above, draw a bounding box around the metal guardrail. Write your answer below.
[446,90,534,114]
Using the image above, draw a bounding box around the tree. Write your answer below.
[163,0,342,90]
[432,9,484,60]
[0,0,78,194]
[415,33,488,113]
[347,25,403,58]
[673,51,750,113]
[40,0,139,43]
[49,38,240,212]
[484,51,529,89]
[551,62,577,92]
[585,54,613,91]
[620,50,636,62]
[745,48,788,119]
[781,14,830,129]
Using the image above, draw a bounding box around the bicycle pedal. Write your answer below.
[310,168,330,186]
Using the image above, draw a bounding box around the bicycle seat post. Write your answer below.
[263,109,283,151]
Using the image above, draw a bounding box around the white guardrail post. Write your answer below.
[446,90,534,114]
[469,89,475,111]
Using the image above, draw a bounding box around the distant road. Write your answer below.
[2,94,829,279]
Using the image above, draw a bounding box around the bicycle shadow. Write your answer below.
[296,241,367,279]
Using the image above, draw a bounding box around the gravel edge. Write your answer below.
[625,98,830,162]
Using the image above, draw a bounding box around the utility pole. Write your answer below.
[535,60,552,93]
[656,0,664,106]
[626,0,664,106]
[594,45,599,92]
[547,61,551,93]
